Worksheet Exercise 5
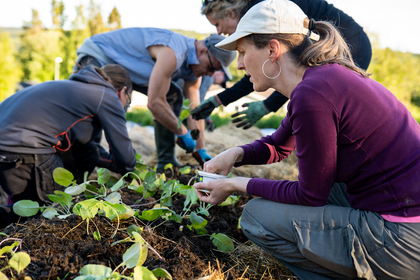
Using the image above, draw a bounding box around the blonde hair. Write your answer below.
[201,0,251,19]
[246,19,369,77]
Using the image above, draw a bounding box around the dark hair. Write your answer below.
[95,64,133,94]
[245,19,369,77]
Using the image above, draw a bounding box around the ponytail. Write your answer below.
[246,19,369,77]
[95,64,133,94]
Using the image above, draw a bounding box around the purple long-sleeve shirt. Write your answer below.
[236,64,420,217]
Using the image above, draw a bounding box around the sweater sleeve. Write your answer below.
[96,89,137,174]
[237,84,339,206]
[217,75,254,106]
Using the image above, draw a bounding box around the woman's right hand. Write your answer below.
[203,147,244,176]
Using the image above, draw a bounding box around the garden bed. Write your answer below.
[0,166,297,280]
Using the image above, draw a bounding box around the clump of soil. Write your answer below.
[0,167,298,280]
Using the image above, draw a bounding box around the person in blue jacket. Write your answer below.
[74,28,236,169]
[192,0,372,129]
[0,64,136,228]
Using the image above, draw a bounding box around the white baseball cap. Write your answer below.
[216,0,320,51]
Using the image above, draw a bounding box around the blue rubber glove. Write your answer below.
[193,149,213,165]
[176,130,196,153]
[231,101,269,130]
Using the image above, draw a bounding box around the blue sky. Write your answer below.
[0,0,418,54]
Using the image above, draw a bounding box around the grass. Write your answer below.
[126,107,285,130]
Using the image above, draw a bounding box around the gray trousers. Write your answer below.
[240,183,420,280]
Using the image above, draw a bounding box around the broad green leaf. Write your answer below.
[0,245,13,256]
[9,252,31,273]
[73,199,99,220]
[97,168,111,185]
[104,192,121,204]
[210,233,234,253]
[188,212,207,231]
[42,208,58,219]
[131,232,145,244]
[53,167,74,187]
[13,200,40,217]
[178,166,191,175]
[65,183,87,196]
[127,225,143,237]
[109,176,126,192]
[139,208,173,221]
[0,272,9,280]
[196,228,208,235]
[152,268,173,280]
[219,195,240,206]
[133,266,157,280]
[123,242,141,268]
[79,264,112,277]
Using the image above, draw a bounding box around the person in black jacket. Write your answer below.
[192,0,372,129]
[0,64,137,228]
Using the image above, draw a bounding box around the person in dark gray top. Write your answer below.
[0,64,136,228]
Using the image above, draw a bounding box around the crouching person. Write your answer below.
[0,64,137,228]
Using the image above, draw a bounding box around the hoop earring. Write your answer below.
[262,59,281,79]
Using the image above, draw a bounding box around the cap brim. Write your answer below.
[221,65,232,80]
[215,31,250,51]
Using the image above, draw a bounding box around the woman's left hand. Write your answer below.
[194,177,250,205]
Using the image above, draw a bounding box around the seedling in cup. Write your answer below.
[197,171,226,195]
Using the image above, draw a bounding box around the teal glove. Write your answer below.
[191,96,220,120]
[176,131,196,153]
[193,149,213,166]
[231,101,269,130]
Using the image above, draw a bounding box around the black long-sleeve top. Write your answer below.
[218,0,371,112]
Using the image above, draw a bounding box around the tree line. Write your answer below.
[0,0,419,112]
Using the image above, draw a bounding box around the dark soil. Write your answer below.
[0,167,297,280]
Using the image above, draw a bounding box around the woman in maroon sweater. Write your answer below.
[194,0,420,279]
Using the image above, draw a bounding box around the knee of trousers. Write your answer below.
[240,197,270,241]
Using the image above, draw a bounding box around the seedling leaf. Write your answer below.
[210,233,234,252]
[133,266,157,280]
[127,225,143,237]
[42,208,58,219]
[123,242,141,268]
[219,195,239,206]
[152,268,173,280]
[9,252,31,274]
[139,208,173,221]
[53,167,75,187]
[97,168,111,185]
[13,200,40,217]
[104,192,121,204]
[79,264,112,277]
[93,231,101,241]
[65,183,87,196]
[0,272,8,280]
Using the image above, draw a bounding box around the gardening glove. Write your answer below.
[191,96,220,120]
[205,118,214,132]
[193,149,213,166]
[176,130,196,153]
[231,101,269,130]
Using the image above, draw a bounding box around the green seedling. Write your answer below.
[0,239,31,279]
[177,99,191,129]
[210,233,235,253]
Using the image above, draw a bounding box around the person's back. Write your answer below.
[0,65,136,174]
[286,63,420,214]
